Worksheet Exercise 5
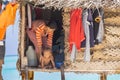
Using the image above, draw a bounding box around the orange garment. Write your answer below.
[69,8,85,51]
[35,24,54,48]
[0,3,19,40]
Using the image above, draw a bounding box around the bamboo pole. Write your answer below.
[20,1,26,68]
[28,71,34,80]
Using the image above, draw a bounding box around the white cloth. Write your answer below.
[82,9,91,61]
[97,9,104,43]
[27,4,32,28]
[96,17,104,43]
[0,41,4,46]
[70,43,77,62]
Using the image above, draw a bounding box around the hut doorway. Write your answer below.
[25,4,65,69]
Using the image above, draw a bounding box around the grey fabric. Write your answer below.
[26,46,38,67]
[70,43,77,62]
[0,41,5,60]
[96,9,104,43]
[27,4,32,28]
[82,9,91,61]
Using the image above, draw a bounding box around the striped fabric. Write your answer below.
[35,24,54,48]
[47,29,54,47]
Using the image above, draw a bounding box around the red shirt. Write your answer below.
[69,8,85,51]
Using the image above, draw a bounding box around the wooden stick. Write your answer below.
[100,73,107,80]
[60,64,65,80]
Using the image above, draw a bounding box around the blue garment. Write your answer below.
[93,9,100,44]
[52,29,64,68]
[88,9,94,47]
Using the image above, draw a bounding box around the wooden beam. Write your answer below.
[60,65,65,80]
[20,2,26,68]
[100,73,107,80]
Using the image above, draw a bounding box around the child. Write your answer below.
[26,20,56,66]
[40,47,56,69]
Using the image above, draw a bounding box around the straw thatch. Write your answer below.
[23,0,120,9]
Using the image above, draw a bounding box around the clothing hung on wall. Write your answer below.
[27,4,32,29]
[82,9,91,61]
[69,8,85,51]
[96,8,104,43]
[0,2,19,40]
[69,8,104,62]
[70,43,77,62]
[81,9,94,48]
[93,8,104,44]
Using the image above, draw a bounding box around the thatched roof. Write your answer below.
[24,0,120,9]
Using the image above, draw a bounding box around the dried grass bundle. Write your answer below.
[105,16,120,26]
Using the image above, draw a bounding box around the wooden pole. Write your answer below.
[28,71,34,80]
[100,73,107,80]
[20,0,26,68]
[0,60,3,80]
[60,64,65,80]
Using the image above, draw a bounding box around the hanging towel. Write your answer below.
[27,4,32,28]
[82,9,91,61]
[26,46,38,67]
[0,3,19,40]
[96,8,104,43]
[70,43,77,62]
[93,9,100,44]
[69,8,85,51]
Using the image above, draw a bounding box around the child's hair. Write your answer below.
[48,21,57,30]
[44,47,51,52]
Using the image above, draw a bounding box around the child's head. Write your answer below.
[47,21,57,31]
[43,47,52,58]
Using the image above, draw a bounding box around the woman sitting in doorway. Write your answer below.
[26,20,56,67]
